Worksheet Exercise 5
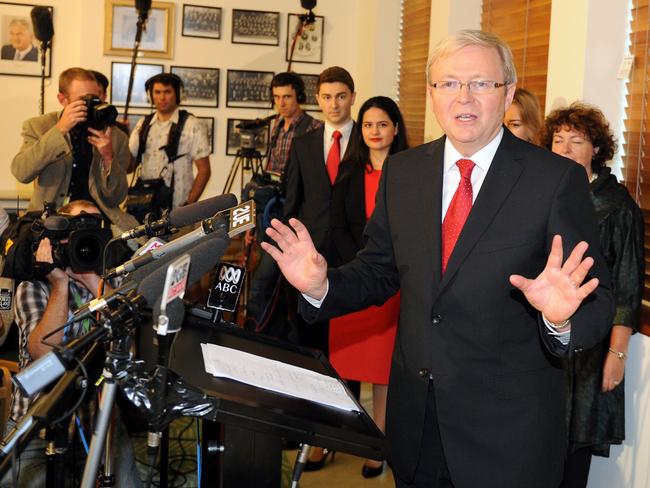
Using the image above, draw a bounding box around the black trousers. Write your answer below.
[394,381,454,488]
[559,446,592,488]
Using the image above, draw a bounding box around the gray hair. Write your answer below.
[425,29,517,86]
[8,18,31,32]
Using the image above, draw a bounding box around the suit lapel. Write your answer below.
[424,141,445,292]
[437,132,524,293]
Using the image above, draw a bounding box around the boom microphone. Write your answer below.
[30,7,54,44]
[135,0,152,20]
[120,193,238,240]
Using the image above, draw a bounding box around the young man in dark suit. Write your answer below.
[280,66,357,358]
[262,30,614,488]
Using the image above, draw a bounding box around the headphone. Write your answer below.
[270,72,306,105]
[145,73,185,105]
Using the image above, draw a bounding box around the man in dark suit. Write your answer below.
[262,30,614,488]
[1,18,37,61]
[281,66,357,355]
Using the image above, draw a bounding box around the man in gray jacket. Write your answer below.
[11,67,137,232]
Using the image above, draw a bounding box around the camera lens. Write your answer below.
[74,236,101,264]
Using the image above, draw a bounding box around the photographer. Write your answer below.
[2,200,141,488]
[244,72,321,338]
[11,67,138,234]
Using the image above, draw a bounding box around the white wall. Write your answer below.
[0,0,400,205]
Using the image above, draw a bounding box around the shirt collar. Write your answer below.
[325,118,354,140]
[275,111,305,132]
[150,107,180,126]
[443,127,504,173]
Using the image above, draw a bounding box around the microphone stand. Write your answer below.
[124,9,149,120]
[37,40,50,115]
[0,342,104,482]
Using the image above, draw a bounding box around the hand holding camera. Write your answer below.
[56,99,88,134]
[35,237,69,286]
[88,126,113,168]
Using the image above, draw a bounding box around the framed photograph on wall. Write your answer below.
[0,2,52,77]
[231,9,279,46]
[286,13,324,64]
[182,4,221,39]
[197,116,215,154]
[226,118,269,156]
[298,73,320,111]
[110,62,164,107]
[226,69,274,109]
[104,0,174,59]
[120,111,151,133]
[170,65,219,108]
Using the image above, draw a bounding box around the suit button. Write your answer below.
[432,315,442,325]
[574,347,583,354]
[418,368,429,378]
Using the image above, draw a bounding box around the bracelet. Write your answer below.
[547,318,570,330]
[608,348,627,360]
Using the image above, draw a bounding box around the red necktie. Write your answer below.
[442,158,475,273]
[326,130,342,184]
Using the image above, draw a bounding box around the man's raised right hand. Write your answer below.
[261,218,328,301]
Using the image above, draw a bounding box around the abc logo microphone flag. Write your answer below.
[208,262,246,312]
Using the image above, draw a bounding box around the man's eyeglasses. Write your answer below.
[430,80,508,94]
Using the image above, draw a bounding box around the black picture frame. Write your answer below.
[197,116,215,154]
[231,9,280,46]
[286,13,324,64]
[226,69,274,109]
[182,4,221,40]
[226,118,269,157]
[171,65,219,108]
[0,2,52,77]
[298,73,320,111]
[110,62,164,107]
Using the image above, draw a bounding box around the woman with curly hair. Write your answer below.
[543,102,644,488]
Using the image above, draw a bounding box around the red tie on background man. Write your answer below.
[442,158,475,273]
[326,130,342,184]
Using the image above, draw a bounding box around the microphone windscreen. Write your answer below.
[30,7,54,43]
[135,0,152,14]
[168,193,238,229]
[301,0,317,9]
[135,229,230,304]
[43,216,69,231]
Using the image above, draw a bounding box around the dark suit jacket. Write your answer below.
[302,129,614,487]
[1,44,38,61]
[283,124,355,258]
[330,159,366,266]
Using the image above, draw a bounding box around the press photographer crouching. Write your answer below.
[10,67,139,235]
[0,200,141,488]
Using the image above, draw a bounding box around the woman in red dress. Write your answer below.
[329,96,408,477]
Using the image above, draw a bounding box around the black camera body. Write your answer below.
[34,212,112,275]
[81,94,118,131]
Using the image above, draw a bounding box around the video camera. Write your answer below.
[33,211,112,275]
[80,94,118,131]
[236,115,275,152]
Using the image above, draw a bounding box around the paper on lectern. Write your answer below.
[200,342,359,411]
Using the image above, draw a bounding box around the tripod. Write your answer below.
[222,148,265,196]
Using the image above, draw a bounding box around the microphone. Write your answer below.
[13,230,231,397]
[30,7,54,45]
[119,193,238,240]
[105,215,228,280]
[135,0,152,20]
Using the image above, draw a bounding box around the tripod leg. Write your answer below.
[80,381,117,488]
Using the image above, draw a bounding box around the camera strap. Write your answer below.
[135,109,192,168]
